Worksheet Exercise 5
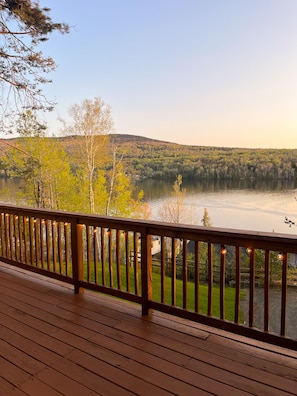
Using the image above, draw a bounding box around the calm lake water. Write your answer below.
[1,177,297,235]
[138,178,297,235]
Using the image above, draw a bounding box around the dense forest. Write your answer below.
[108,134,297,181]
[1,134,297,182]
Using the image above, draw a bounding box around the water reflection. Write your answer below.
[138,178,297,235]
[0,177,23,203]
[1,177,297,235]
[138,178,297,200]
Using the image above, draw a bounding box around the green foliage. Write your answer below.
[108,134,297,182]
[201,208,212,226]
[10,136,76,209]
[3,134,297,184]
[16,110,47,137]
[1,1,69,128]
[5,112,147,217]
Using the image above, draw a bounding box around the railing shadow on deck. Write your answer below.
[0,204,296,350]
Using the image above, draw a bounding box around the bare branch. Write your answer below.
[0,1,69,132]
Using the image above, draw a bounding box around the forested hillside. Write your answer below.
[0,134,297,182]
[108,134,297,181]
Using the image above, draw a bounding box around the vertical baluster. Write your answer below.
[133,232,139,295]
[9,214,13,259]
[182,239,188,310]
[40,219,45,269]
[220,245,226,320]
[194,240,200,313]
[9,214,13,260]
[264,250,270,332]
[46,219,51,270]
[125,231,130,292]
[249,248,255,327]
[58,222,63,274]
[64,222,70,276]
[29,217,35,266]
[280,253,287,336]
[234,246,241,324]
[116,230,122,290]
[34,219,40,267]
[207,242,213,316]
[86,225,91,281]
[0,213,5,256]
[171,238,176,307]
[93,227,98,284]
[52,221,57,272]
[14,215,20,261]
[161,236,166,304]
[101,227,105,286]
[4,214,9,258]
[108,228,113,288]
[23,217,28,263]
[18,216,24,262]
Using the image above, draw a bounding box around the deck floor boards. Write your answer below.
[0,263,297,396]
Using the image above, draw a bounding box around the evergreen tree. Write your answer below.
[201,208,212,227]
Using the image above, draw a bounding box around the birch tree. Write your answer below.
[67,97,113,213]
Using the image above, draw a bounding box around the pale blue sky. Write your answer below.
[40,0,296,148]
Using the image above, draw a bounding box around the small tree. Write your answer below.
[158,175,195,224]
[201,208,212,227]
[66,97,112,213]
[104,146,148,217]
[158,175,197,268]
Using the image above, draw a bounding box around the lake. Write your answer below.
[1,176,297,235]
[138,178,297,235]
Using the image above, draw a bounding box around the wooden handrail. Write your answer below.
[0,204,297,350]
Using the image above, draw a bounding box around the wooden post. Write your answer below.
[141,232,152,315]
[71,220,84,294]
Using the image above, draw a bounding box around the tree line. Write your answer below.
[108,135,297,182]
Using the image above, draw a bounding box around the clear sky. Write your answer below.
[39,0,297,148]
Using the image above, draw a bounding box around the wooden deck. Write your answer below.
[0,264,297,396]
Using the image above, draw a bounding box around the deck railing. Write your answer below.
[0,204,297,350]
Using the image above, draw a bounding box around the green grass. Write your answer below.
[82,261,244,323]
[152,271,243,321]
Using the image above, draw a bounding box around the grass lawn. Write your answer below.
[152,271,243,322]
[82,261,244,323]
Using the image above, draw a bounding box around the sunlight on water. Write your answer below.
[1,177,297,236]
[149,189,297,235]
